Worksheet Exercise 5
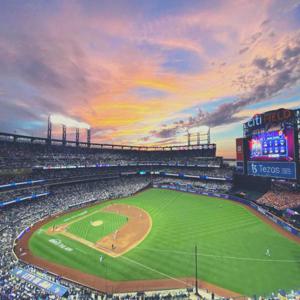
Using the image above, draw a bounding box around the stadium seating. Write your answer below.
[257,191,300,211]
[0,140,218,169]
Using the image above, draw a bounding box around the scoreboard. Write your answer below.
[236,108,299,181]
[248,128,294,162]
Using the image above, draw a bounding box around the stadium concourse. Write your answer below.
[0,138,299,299]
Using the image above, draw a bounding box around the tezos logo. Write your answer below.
[251,163,258,174]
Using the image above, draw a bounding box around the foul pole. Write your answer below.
[195,244,200,297]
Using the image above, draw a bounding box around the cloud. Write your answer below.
[146,37,300,140]
[150,127,179,139]
[239,47,249,55]
[260,19,270,27]
[191,42,300,127]
[283,45,300,59]
[252,57,270,70]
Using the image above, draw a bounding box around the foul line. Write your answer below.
[134,247,300,263]
[120,256,193,287]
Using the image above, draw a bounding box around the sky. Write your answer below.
[0,0,300,157]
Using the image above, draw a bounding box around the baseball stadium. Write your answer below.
[0,107,299,300]
[1,1,300,300]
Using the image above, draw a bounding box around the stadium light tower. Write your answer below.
[187,131,191,147]
[87,128,91,148]
[197,132,200,146]
[47,115,52,145]
[62,124,67,146]
[76,128,80,147]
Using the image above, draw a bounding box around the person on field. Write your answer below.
[266,249,271,256]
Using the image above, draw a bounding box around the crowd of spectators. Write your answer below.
[149,167,232,178]
[0,170,233,207]
[115,289,191,299]
[256,191,300,211]
[153,178,232,193]
[0,165,233,187]
[0,168,120,186]
[256,181,300,211]
[0,140,218,169]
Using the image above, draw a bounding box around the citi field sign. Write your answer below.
[244,108,294,131]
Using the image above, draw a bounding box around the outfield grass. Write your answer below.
[29,188,300,296]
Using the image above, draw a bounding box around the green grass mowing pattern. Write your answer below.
[29,189,300,296]
[67,211,127,243]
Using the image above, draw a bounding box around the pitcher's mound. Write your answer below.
[91,220,103,227]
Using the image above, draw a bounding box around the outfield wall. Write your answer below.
[154,184,300,238]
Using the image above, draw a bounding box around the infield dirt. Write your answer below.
[47,203,152,257]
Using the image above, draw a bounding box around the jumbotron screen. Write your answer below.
[248,128,295,161]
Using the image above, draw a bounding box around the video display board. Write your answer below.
[248,128,295,162]
[242,108,299,180]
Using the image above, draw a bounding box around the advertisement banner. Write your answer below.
[0,192,50,208]
[10,267,68,297]
[244,108,295,136]
[247,161,296,179]
[236,138,245,161]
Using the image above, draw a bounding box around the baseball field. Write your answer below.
[27,188,300,296]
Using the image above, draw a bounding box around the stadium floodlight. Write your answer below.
[51,114,90,129]
[188,127,199,134]
[188,126,209,134]
[198,125,209,133]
